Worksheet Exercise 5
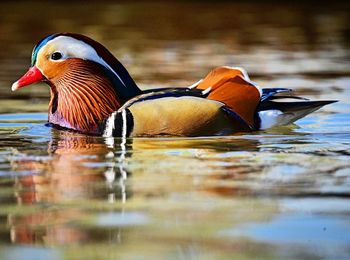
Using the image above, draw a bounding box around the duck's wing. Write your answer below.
[101,87,251,137]
[128,67,261,131]
[192,66,337,130]
[194,66,261,128]
[260,88,293,102]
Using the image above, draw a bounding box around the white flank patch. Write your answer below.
[103,111,117,137]
[258,110,283,129]
[39,36,126,87]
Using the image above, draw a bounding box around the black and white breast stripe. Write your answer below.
[102,109,134,137]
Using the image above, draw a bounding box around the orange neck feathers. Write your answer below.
[48,59,121,134]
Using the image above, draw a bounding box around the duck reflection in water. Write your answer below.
[8,129,130,245]
[8,128,261,246]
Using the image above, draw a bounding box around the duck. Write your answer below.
[12,33,336,137]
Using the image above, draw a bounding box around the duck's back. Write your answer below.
[101,66,336,137]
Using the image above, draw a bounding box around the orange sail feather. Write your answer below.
[196,67,261,127]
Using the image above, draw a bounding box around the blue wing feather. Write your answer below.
[261,88,292,102]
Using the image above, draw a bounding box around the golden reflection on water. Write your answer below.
[6,129,267,247]
[5,123,349,255]
[8,132,108,245]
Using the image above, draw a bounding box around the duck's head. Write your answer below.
[12,33,141,134]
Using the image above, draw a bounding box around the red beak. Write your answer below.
[11,66,45,91]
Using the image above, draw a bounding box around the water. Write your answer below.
[0,2,350,259]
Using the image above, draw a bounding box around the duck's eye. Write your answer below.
[51,52,63,60]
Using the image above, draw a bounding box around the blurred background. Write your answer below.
[1,1,349,111]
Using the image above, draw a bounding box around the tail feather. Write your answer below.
[267,95,309,101]
[258,100,337,113]
[258,99,337,129]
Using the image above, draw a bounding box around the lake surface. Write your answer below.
[0,1,350,259]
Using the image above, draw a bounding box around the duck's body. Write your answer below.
[12,33,336,137]
[102,87,250,137]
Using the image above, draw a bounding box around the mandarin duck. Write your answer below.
[12,33,336,137]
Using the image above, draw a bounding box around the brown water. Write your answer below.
[0,2,350,259]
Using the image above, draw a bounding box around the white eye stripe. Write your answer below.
[39,36,126,87]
